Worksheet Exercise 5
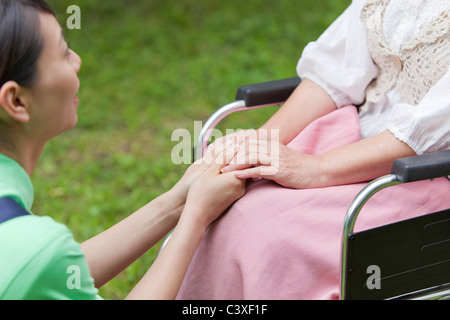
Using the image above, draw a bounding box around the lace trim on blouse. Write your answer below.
[360,0,450,106]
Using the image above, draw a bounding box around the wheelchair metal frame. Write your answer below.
[191,77,450,300]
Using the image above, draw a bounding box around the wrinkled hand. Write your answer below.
[218,130,323,189]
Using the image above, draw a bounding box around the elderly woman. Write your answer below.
[177,0,450,299]
[0,0,245,300]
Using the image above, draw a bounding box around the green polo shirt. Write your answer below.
[0,153,101,300]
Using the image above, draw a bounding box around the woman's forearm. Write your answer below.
[124,204,207,300]
[81,189,185,288]
[260,78,337,145]
[124,161,247,300]
[259,79,415,187]
[317,130,416,187]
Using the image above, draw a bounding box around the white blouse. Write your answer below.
[297,0,450,154]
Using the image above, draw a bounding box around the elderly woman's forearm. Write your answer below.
[317,130,416,187]
[260,78,337,145]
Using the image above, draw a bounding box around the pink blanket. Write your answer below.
[177,106,450,300]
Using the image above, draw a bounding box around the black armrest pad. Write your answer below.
[235,77,301,107]
[391,149,450,183]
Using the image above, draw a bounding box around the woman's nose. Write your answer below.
[70,49,82,73]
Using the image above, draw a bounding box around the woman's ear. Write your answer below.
[0,81,31,123]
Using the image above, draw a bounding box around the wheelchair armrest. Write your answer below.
[391,149,450,183]
[235,77,301,107]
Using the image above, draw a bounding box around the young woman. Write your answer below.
[0,0,245,300]
[177,0,450,299]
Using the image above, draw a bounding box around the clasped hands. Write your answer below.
[175,128,326,228]
[203,129,324,190]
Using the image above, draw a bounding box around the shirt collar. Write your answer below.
[0,153,34,212]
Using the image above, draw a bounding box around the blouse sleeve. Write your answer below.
[386,66,450,155]
[296,0,378,107]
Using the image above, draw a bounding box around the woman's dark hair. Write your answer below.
[0,0,55,88]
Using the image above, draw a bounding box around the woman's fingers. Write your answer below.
[205,129,257,160]
[202,138,241,170]
[221,138,279,172]
[234,165,279,180]
[203,130,282,179]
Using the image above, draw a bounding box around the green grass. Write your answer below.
[37,0,351,299]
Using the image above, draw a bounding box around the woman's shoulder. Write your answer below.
[0,214,80,274]
[0,214,83,269]
[0,214,73,241]
[0,215,100,299]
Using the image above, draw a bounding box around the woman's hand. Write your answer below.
[220,132,323,189]
[171,138,237,203]
[219,129,417,189]
[171,159,208,202]
[125,145,246,300]
[183,146,247,229]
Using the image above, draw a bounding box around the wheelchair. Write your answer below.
[191,76,450,300]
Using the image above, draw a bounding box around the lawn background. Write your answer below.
[40,0,351,299]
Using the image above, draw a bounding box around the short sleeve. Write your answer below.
[296,0,378,107]
[386,66,450,155]
[0,216,102,300]
[28,230,102,300]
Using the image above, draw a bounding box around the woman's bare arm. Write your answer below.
[80,188,185,288]
[222,79,416,188]
[260,78,337,144]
